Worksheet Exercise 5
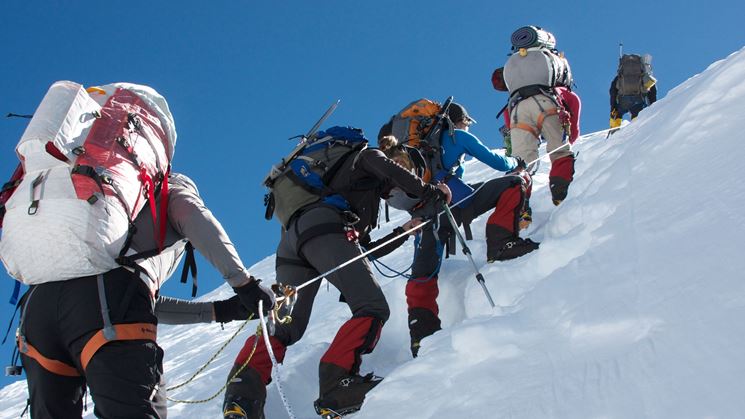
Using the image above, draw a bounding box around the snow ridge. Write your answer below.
[2,47,745,419]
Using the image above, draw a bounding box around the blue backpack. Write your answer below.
[264,126,368,228]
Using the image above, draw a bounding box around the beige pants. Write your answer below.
[510,94,573,167]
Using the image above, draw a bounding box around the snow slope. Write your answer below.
[2,47,745,419]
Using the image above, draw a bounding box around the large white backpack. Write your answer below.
[0,81,176,285]
[503,47,573,94]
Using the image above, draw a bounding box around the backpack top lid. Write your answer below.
[91,82,177,159]
[384,98,443,147]
[308,126,367,150]
[618,54,644,75]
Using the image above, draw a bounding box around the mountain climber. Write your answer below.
[503,26,581,206]
[222,130,450,419]
[379,102,538,358]
[610,53,658,128]
[14,172,274,419]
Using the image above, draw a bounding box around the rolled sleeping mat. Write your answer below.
[510,26,556,50]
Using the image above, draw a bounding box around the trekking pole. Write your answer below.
[440,203,495,308]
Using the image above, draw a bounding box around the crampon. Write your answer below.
[314,402,362,419]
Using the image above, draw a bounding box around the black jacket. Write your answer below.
[328,148,440,237]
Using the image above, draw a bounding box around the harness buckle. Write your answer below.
[341,211,360,243]
[345,226,359,243]
[27,201,39,215]
[5,365,22,376]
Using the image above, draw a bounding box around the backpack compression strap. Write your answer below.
[0,163,24,227]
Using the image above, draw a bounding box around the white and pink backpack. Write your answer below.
[0,81,176,285]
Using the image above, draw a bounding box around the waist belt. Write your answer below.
[511,84,549,100]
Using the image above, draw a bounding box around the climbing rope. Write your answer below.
[259,299,297,419]
[166,314,254,393]
[166,320,260,404]
[370,257,413,279]
[165,125,610,407]
[166,286,297,406]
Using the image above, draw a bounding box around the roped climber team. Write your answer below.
[0,23,661,419]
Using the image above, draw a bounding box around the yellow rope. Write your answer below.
[166,318,261,404]
[166,287,295,405]
[166,314,254,392]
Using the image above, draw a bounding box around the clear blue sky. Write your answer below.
[1,1,743,389]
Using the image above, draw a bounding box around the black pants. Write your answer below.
[616,95,647,119]
[274,205,390,346]
[411,176,522,278]
[19,269,166,419]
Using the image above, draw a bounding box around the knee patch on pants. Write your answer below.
[405,277,439,315]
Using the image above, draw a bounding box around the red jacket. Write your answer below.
[555,87,581,144]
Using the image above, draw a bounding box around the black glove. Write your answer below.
[435,187,449,204]
[233,279,276,317]
[513,156,527,171]
[213,295,250,323]
[411,184,447,220]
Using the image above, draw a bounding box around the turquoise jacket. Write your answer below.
[440,128,518,178]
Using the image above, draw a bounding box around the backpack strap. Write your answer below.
[295,222,347,251]
[179,242,198,297]
[287,147,362,197]
[71,165,132,216]
[157,169,170,251]
[115,248,162,286]
[495,104,508,121]
[9,280,21,305]
[126,113,164,172]
[0,163,24,226]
